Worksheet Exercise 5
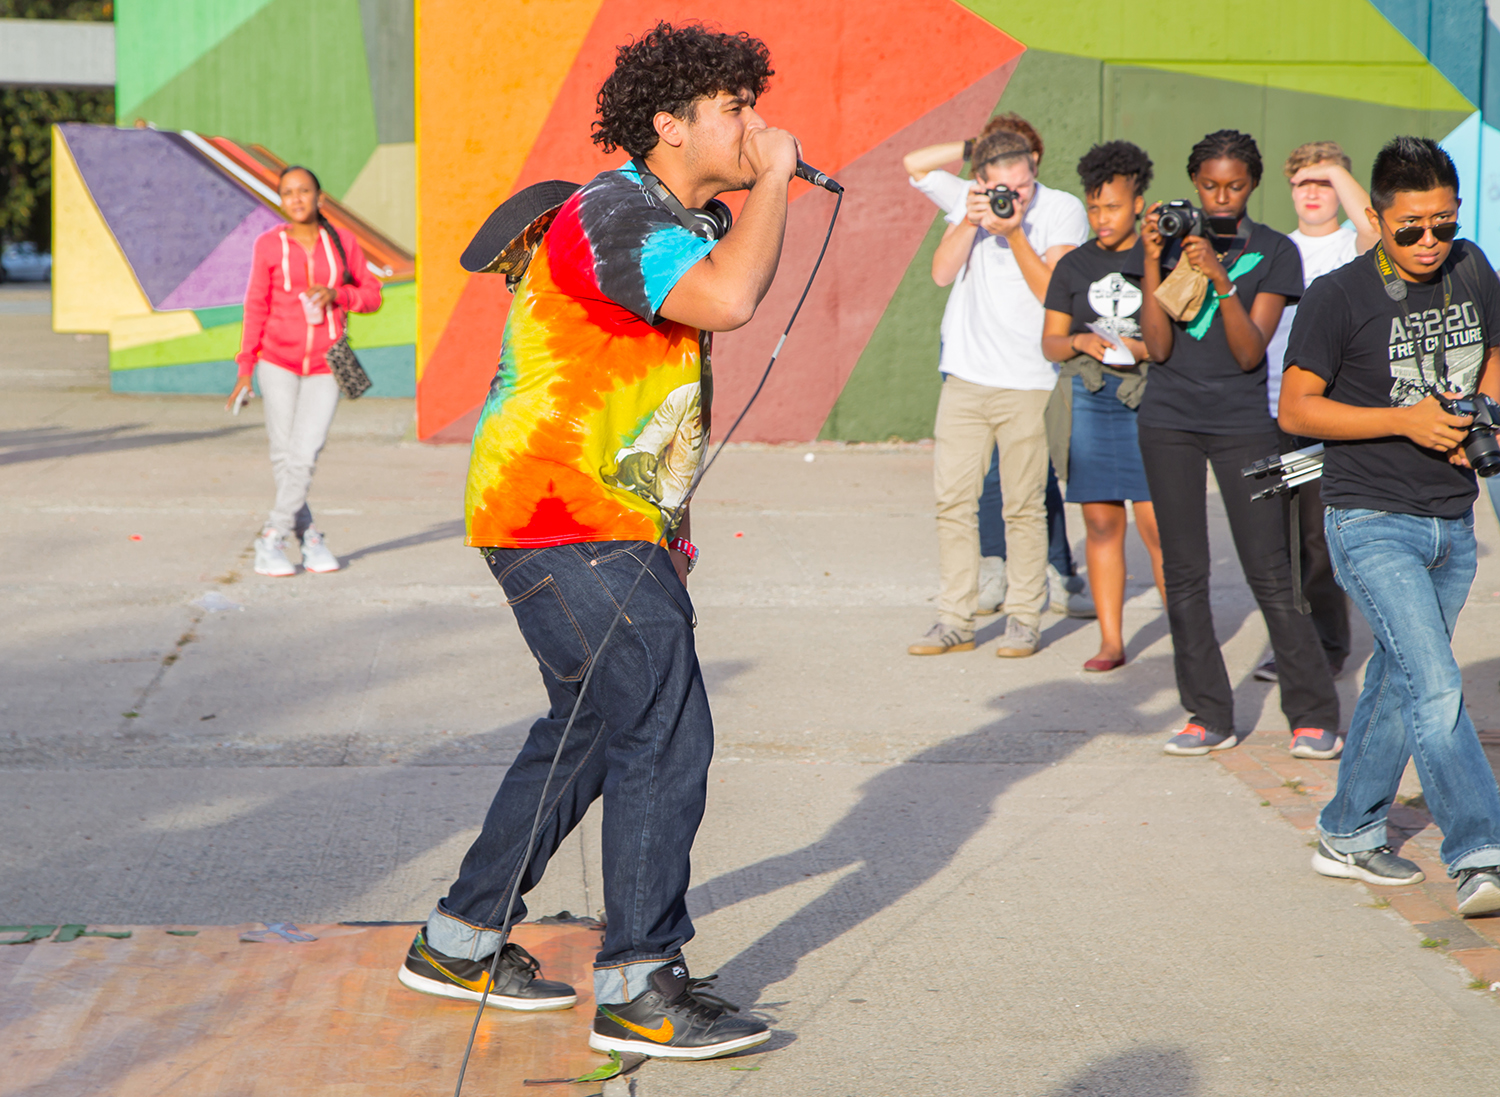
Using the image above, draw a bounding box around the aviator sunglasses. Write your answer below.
[1384,217,1460,247]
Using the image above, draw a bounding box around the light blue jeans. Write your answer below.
[1320,506,1500,874]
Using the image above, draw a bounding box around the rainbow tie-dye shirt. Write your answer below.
[465,166,717,548]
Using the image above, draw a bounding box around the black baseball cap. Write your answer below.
[460,179,582,273]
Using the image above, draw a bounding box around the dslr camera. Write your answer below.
[1156,200,1206,240]
[1435,390,1500,477]
[984,185,1020,220]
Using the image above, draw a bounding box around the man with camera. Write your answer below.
[1280,136,1500,915]
[906,129,1087,658]
[397,22,798,1058]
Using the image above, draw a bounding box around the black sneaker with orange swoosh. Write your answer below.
[590,961,770,1060]
[397,931,577,1011]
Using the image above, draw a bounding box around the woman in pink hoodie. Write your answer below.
[228,166,383,577]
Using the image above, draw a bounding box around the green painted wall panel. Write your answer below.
[958,1,1473,111]
[111,323,243,371]
[359,0,415,143]
[1108,65,1473,232]
[108,349,414,397]
[347,280,415,347]
[115,0,276,119]
[822,49,1473,442]
[127,0,380,198]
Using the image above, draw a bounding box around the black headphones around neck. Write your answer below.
[630,157,733,241]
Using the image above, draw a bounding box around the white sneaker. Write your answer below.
[976,555,1007,615]
[254,528,295,577]
[300,529,340,573]
[1046,565,1096,619]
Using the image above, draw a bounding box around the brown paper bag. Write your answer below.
[1154,259,1209,322]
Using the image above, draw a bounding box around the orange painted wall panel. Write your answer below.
[416,0,1021,440]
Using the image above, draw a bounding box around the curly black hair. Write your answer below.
[593,22,774,157]
[1186,129,1263,184]
[1076,141,1154,197]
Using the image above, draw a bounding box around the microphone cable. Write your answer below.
[451,187,841,1097]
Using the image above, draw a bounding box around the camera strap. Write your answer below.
[1374,241,1453,389]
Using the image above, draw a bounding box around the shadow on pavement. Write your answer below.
[1040,1045,1196,1096]
[0,424,252,465]
[340,519,467,564]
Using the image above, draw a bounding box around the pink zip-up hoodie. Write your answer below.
[235,223,384,378]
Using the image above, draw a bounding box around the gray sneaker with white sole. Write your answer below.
[1456,866,1500,916]
[1311,840,1424,886]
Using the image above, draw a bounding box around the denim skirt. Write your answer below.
[1065,373,1151,503]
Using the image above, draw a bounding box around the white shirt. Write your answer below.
[1266,224,1359,416]
[911,170,1089,390]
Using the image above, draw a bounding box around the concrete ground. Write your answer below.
[5,283,1500,1096]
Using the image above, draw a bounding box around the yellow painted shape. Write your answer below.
[347,280,415,347]
[415,0,605,381]
[51,127,155,334]
[109,311,202,353]
[342,142,416,252]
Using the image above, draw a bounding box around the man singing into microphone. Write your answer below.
[398,23,799,1059]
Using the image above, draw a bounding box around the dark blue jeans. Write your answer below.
[426,541,713,1004]
[979,449,1075,576]
[1320,507,1500,872]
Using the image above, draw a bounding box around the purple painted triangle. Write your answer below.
[157,206,285,311]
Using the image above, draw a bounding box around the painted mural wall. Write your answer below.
[65,0,417,395]
[413,1,1492,444]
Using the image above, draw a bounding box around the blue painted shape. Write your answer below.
[1439,111,1500,264]
[108,346,416,397]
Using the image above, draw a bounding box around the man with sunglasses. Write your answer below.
[1279,136,1500,915]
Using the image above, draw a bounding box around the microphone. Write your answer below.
[796,160,843,194]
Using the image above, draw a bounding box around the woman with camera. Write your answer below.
[1041,141,1165,673]
[1136,130,1341,758]
[227,165,383,577]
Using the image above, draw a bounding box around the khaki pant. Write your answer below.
[934,376,1051,631]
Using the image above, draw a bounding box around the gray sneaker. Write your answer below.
[254,528,295,577]
[1046,565,1096,619]
[1456,866,1500,916]
[1311,840,1424,886]
[908,622,974,656]
[994,617,1039,658]
[299,528,340,573]
[976,556,1007,616]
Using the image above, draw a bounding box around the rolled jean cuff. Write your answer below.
[425,904,506,961]
[1449,846,1500,874]
[1317,819,1387,856]
[594,953,682,1006]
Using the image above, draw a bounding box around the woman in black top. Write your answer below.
[1042,142,1165,673]
[1137,130,1340,757]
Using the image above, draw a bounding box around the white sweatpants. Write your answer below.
[257,361,339,536]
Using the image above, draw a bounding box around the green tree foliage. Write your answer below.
[0,2,114,248]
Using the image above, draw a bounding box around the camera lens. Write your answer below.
[1158,210,1182,238]
[1466,433,1500,477]
[989,190,1013,219]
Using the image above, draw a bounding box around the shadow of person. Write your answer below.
[1039,1045,1197,1097]
[686,667,1176,1007]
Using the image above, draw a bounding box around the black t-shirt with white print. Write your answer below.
[1133,218,1305,434]
[1044,237,1146,340]
[1284,239,1500,518]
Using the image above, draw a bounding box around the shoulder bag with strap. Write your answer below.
[322,223,373,399]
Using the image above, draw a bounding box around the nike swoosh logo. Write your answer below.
[599,1006,674,1043]
[418,940,489,993]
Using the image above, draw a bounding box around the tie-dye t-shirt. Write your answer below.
[464,166,718,548]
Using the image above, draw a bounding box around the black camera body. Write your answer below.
[985,185,1020,220]
[1156,200,1206,241]
[1435,390,1500,477]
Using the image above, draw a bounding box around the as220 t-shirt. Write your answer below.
[1284,240,1500,518]
[464,165,717,548]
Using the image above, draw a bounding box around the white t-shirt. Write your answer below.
[1266,224,1359,416]
[911,170,1089,390]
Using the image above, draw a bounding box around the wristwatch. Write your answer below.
[668,537,699,574]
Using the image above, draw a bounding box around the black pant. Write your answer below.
[1137,425,1340,736]
[1280,430,1351,669]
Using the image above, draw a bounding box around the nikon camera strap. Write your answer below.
[1373,241,1455,390]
